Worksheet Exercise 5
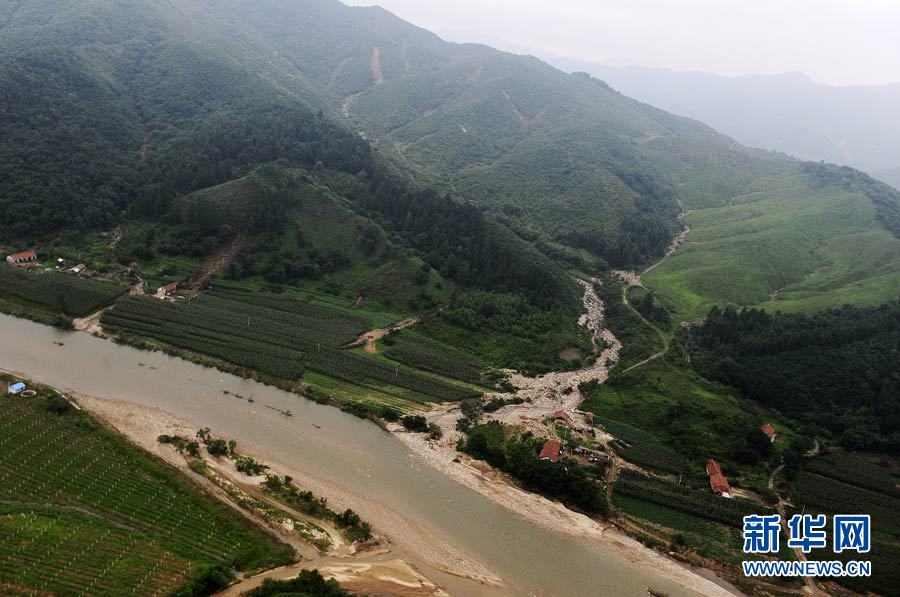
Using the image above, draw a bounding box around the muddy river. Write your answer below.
[0,313,720,596]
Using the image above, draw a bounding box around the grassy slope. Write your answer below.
[645,168,900,320]
[0,374,293,595]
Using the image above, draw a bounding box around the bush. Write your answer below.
[401,415,428,432]
[45,394,73,415]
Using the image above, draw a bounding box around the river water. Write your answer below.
[0,313,710,596]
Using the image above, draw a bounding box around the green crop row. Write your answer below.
[384,333,484,385]
[102,294,479,401]
[615,470,767,527]
[0,391,293,595]
[599,417,691,475]
[0,265,125,317]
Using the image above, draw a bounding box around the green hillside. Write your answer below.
[172,0,744,269]
[645,165,900,320]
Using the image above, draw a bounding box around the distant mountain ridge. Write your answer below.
[549,60,900,189]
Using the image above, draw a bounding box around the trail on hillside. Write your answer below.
[501,90,547,129]
[609,215,690,374]
[370,46,383,86]
[139,130,150,161]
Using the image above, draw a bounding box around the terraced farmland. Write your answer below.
[102,290,480,403]
[0,384,293,596]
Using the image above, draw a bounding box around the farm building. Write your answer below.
[7,382,26,395]
[709,474,732,498]
[760,423,776,443]
[705,459,723,477]
[6,250,38,267]
[539,437,561,463]
[549,410,573,426]
[705,459,732,497]
[157,282,180,299]
[70,263,87,274]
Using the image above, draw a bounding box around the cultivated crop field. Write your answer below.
[102,289,479,403]
[793,459,900,595]
[615,469,768,527]
[0,382,292,596]
[0,265,125,319]
[384,332,485,386]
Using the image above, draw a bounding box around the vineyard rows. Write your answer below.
[0,396,292,595]
[384,334,484,385]
[793,472,900,537]
[103,294,479,401]
[600,417,691,475]
[802,452,900,499]
[0,265,125,317]
[615,469,767,527]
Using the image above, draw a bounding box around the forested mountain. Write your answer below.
[684,304,900,453]
[6,0,900,278]
[551,62,900,190]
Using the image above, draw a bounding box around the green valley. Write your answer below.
[1,0,900,595]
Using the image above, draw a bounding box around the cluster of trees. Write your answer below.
[629,288,671,327]
[421,290,593,375]
[342,174,579,310]
[133,103,371,220]
[464,422,608,515]
[262,474,372,541]
[684,304,900,453]
[246,570,348,597]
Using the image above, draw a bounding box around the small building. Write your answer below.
[583,412,594,426]
[158,282,180,299]
[7,382,26,395]
[709,473,732,498]
[6,250,38,267]
[760,423,776,443]
[706,459,732,497]
[550,410,573,426]
[70,264,87,274]
[539,437,561,463]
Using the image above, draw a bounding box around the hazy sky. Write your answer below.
[344,0,900,86]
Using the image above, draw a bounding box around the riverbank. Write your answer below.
[389,280,739,597]
[0,309,742,596]
[67,391,505,596]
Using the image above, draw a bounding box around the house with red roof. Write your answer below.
[705,459,732,498]
[6,250,38,267]
[539,438,561,463]
[709,474,732,498]
[760,423,776,443]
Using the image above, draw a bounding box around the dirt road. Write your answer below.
[348,317,419,353]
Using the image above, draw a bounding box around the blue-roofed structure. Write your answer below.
[7,382,26,395]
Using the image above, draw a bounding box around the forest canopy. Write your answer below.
[684,304,900,453]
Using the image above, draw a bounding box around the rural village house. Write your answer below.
[6,250,38,267]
